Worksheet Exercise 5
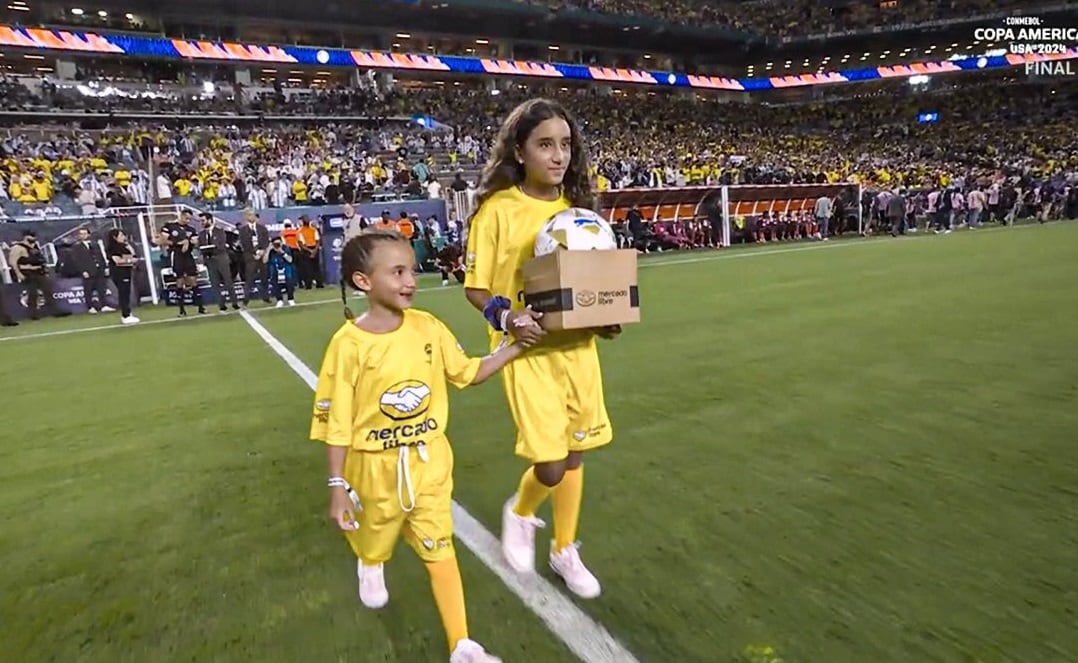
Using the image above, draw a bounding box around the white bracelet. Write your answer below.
[499,308,512,331]
[327,477,348,488]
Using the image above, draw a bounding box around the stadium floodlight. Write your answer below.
[97,9,106,17]
[70,7,83,14]
[909,74,930,85]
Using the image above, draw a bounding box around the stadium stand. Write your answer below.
[1,72,1074,224]
[512,0,1062,38]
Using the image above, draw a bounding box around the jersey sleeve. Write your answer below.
[309,333,359,446]
[463,204,497,292]
[434,317,481,389]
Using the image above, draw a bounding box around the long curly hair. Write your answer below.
[474,98,595,213]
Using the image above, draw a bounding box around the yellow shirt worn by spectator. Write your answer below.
[292,180,308,202]
[31,179,52,202]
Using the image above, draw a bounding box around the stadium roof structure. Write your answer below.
[96,0,759,58]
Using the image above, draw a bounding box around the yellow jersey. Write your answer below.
[464,186,592,351]
[310,309,481,452]
[464,185,569,311]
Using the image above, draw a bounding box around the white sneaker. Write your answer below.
[275,300,284,308]
[100,306,115,312]
[356,561,389,609]
[442,279,450,286]
[87,308,97,314]
[501,496,544,574]
[449,639,502,663]
[287,299,296,307]
[121,315,140,325]
[549,542,601,599]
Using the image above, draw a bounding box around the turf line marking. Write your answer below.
[237,309,643,663]
[0,222,1053,344]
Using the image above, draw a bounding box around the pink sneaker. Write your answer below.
[549,542,601,599]
[501,496,545,574]
[356,560,389,609]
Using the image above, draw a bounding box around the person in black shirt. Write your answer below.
[0,287,16,326]
[106,228,140,325]
[67,226,111,313]
[165,210,205,316]
[436,243,465,286]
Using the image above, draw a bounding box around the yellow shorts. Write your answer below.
[342,438,455,564]
[499,338,613,464]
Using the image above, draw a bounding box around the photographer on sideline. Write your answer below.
[8,229,71,320]
[262,235,295,308]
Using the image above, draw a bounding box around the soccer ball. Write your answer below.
[534,208,617,256]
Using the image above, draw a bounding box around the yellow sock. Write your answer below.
[426,557,468,653]
[551,465,584,553]
[512,467,552,517]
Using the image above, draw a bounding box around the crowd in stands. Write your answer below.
[517,0,1060,38]
[1,73,1074,225]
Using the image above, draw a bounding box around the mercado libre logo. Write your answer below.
[379,380,432,420]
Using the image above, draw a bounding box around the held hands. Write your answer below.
[329,487,359,531]
[506,306,545,347]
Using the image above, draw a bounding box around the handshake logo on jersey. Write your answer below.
[379,380,432,420]
[371,380,440,450]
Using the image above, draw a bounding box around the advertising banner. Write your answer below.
[0,276,133,320]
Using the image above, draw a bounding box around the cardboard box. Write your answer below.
[522,249,640,331]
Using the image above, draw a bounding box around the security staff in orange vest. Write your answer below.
[374,209,396,232]
[397,211,415,240]
[296,214,323,289]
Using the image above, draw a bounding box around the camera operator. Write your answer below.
[263,235,295,308]
[198,212,240,313]
[164,209,205,316]
[8,229,71,320]
[436,242,465,287]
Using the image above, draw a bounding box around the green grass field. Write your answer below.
[3,224,1077,663]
